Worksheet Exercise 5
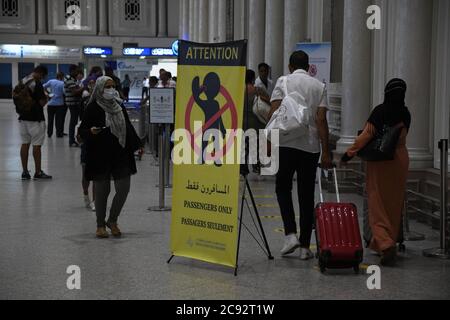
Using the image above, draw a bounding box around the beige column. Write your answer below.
[217,0,227,42]
[37,0,47,34]
[208,0,219,42]
[265,0,284,80]
[179,0,189,40]
[248,0,265,71]
[198,0,209,42]
[307,0,324,42]
[390,0,433,168]
[432,0,450,169]
[189,0,195,41]
[158,0,168,37]
[284,0,307,74]
[98,0,108,36]
[233,0,246,41]
[337,0,372,152]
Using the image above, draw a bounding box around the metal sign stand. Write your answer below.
[423,139,449,259]
[234,173,274,276]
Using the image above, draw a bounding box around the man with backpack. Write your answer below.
[268,51,332,260]
[14,65,52,180]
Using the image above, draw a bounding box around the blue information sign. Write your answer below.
[123,47,177,57]
[83,47,113,56]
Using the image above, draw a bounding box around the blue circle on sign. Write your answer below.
[172,40,179,56]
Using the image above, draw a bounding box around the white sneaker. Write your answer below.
[90,202,96,212]
[281,234,301,256]
[84,195,91,208]
[300,248,314,261]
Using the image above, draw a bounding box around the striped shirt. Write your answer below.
[64,75,81,107]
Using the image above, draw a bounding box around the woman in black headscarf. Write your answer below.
[79,76,143,239]
[341,79,411,266]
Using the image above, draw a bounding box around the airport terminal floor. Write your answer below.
[0,106,449,300]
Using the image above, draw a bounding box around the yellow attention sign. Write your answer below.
[171,40,247,268]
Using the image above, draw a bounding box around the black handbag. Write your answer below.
[125,119,143,153]
[357,124,403,161]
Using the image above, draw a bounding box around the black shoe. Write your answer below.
[380,246,397,267]
[70,142,80,148]
[34,171,53,180]
[22,171,31,181]
[252,164,261,175]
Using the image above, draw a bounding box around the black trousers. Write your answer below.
[276,147,320,248]
[142,88,149,100]
[69,105,80,145]
[123,87,130,101]
[47,105,67,137]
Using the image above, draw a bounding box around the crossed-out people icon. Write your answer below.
[192,72,226,166]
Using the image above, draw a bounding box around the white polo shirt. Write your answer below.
[255,77,274,96]
[157,80,177,88]
[270,69,328,154]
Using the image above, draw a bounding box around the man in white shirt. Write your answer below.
[142,77,150,100]
[269,50,332,260]
[158,70,176,88]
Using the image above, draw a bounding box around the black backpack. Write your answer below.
[13,80,34,115]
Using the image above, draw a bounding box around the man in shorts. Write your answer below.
[19,65,52,180]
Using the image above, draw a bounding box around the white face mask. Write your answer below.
[103,88,117,100]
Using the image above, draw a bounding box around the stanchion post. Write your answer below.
[139,99,146,139]
[423,139,449,259]
[159,125,165,207]
[148,124,171,212]
[165,123,172,188]
[146,101,153,155]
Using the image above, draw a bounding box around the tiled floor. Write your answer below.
[0,105,449,300]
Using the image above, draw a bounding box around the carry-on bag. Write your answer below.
[315,167,364,274]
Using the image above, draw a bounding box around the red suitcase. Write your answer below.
[315,168,363,274]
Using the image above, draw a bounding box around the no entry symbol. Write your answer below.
[185,75,238,162]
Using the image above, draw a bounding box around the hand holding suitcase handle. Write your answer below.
[317,165,341,204]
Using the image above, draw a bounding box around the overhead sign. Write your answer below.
[116,59,152,71]
[171,40,247,269]
[296,42,332,85]
[123,47,177,57]
[83,47,113,56]
[0,45,82,59]
[150,88,175,124]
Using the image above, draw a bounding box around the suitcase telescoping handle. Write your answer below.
[317,166,341,203]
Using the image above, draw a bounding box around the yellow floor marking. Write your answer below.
[261,215,282,220]
[252,195,275,199]
[257,204,278,208]
[359,264,369,270]
[262,215,301,219]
